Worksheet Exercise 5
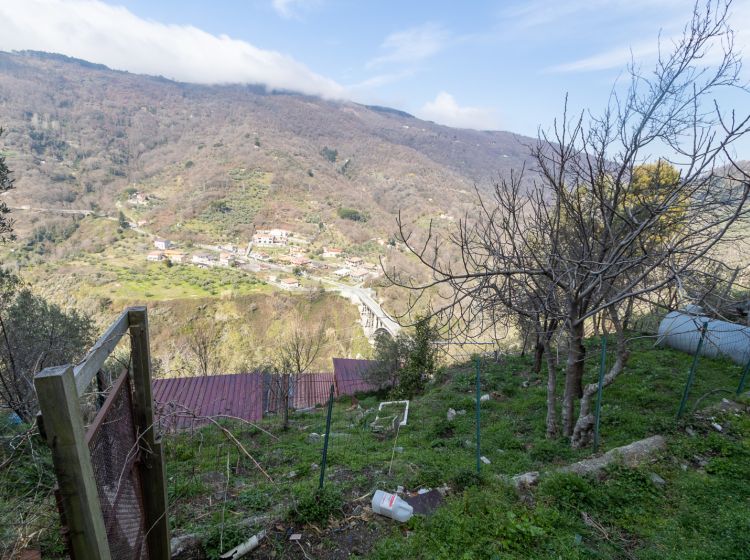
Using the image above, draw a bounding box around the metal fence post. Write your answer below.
[677,322,708,419]
[593,336,607,452]
[319,384,335,489]
[475,357,482,474]
[737,357,750,396]
[129,307,171,559]
[34,365,111,560]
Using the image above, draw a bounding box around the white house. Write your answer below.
[219,252,236,267]
[192,254,216,267]
[322,247,344,259]
[333,268,351,278]
[346,256,364,268]
[147,251,164,262]
[154,238,172,250]
[280,277,300,288]
[252,228,290,247]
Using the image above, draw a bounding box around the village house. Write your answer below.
[249,251,270,262]
[163,250,187,264]
[147,251,164,262]
[290,256,311,267]
[345,256,364,268]
[219,252,236,267]
[280,277,300,288]
[333,267,351,278]
[350,268,370,281]
[192,253,216,268]
[321,247,343,258]
[128,191,151,206]
[154,238,172,250]
[219,243,237,253]
[252,228,290,247]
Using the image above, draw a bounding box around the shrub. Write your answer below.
[336,207,368,222]
[289,486,342,525]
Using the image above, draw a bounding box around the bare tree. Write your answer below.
[389,1,750,446]
[274,316,327,429]
[184,320,224,377]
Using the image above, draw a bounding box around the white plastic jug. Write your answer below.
[371,490,413,522]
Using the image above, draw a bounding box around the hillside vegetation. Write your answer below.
[3,337,748,559]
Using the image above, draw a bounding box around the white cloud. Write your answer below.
[546,41,658,73]
[271,0,318,19]
[368,23,449,68]
[0,0,345,98]
[418,92,500,130]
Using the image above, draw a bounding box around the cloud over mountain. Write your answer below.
[0,0,346,98]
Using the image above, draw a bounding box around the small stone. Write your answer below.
[480,456,491,465]
[685,427,696,437]
[681,464,689,471]
[394,446,404,453]
[464,439,473,448]
[289,534,302,541]
[287,471,297,478]
[650,473,666,487]
[512,471,540,490]
[711,422,723,432]
[311,463,319,470]
[396,485,404,494]
[456,409,466,415]
[447,408,457,421]
[480,394,491,402]
[307,432,321,443]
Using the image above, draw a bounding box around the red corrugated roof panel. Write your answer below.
[153,372,264,430]
[332,358,379,396]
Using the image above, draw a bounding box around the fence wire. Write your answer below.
[86,370,150,560]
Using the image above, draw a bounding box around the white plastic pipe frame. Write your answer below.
[377,400,410,426]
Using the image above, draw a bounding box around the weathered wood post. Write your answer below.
[34,365,112,560]
[128,306,171,559]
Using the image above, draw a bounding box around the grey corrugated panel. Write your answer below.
[657,311,750,365]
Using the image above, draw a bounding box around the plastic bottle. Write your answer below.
[371,490,413,522]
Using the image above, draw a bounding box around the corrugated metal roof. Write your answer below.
[332,358,379,396]
[293,372,336,409]
[153,372,264,430]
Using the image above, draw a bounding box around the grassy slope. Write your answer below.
[157,337,750,559]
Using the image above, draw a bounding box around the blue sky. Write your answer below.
[0,0,749,144]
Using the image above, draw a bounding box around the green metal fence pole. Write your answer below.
[475,357,482,474]
[677,322,708,420]
[737,357,750,396]
[593,336,607,452]
[318,384,335,490]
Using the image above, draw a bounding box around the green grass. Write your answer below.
[154,337,750,558]
[2,337,748,558]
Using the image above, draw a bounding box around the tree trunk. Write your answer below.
[544,340,558,438]
[562,321,586,437]
[533,341,544,375]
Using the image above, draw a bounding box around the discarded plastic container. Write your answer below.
[371,490,413,522]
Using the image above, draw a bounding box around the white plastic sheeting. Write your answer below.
[657,311,750,365]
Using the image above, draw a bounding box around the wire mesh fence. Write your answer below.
[86,369,150,560]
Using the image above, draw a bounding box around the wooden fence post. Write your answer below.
[34,365,111,560]
[128,306,171,559]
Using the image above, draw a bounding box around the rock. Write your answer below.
[711,422,723,432]
[307,432,322,443]
[287,471,297,479]
[447,408,457,421]
[512,471,540,491]
[171,534,205,560]
[650,473,666,487]
[394,446,404,453]
[559,435,667,477]
[311,463,319,470]
[685,427,697,437]
[480,394,491,402]
[464,439,473,448]
[480,456,491,465]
